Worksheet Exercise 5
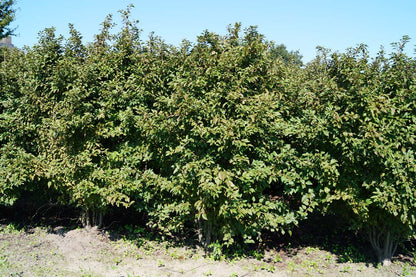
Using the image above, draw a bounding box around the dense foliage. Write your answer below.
[1,8,415,264]
[0,0,15,39]
[313,40,416,264]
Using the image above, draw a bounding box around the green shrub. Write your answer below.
[1,6,415,265]
[303,39,416,265]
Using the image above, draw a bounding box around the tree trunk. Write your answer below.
[196,218,213,250]
[367,227,398,266]
[81,208,104,229]
[82,209,91,228]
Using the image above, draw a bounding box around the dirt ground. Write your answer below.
[0,223,415,277]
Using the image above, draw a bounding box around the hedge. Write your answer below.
[1,8,415,265]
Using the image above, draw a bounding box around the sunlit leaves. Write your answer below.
[1,7,414,253]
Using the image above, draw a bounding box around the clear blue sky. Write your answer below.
[10,0,416,63]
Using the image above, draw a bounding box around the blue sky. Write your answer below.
[9,0,416,63]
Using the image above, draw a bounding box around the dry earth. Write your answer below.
[0,224,415,277]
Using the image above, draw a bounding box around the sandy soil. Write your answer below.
[0,224,414,277]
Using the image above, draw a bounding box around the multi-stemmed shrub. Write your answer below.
[0,7,415,264]
[300,39,416,265]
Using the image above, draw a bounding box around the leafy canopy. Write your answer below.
[0,0,16,39]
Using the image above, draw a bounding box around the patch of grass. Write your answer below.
[158,259,165,267]
[0,254,11,269]
[203,269,213,276]
[208,242,224,261]
[169,249,185,260]
[287,260,296,276]
[260,262,275,272]
[340,265,351,273]
[305,246,319,255]
[113,256,122,265]
[1,223,22,234]
[251,250,264,261]
[402,262,412,276]
[324,252,333,261]
[274,253,283,263]
[330,243,366,263]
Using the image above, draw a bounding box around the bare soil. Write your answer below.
[0,223,415,277]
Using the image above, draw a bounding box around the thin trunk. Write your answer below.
[97,212,103,228]
[81,208,104,228]
[205,220,212,248]
[367,227,398,266]
[197,218,203,245]
[83,209,91,227]
[196,218,213,250]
